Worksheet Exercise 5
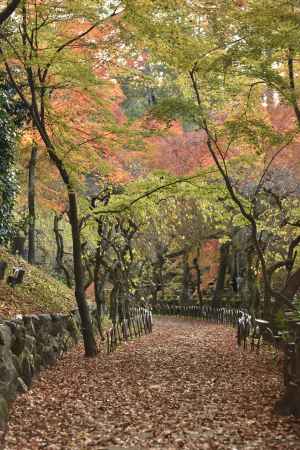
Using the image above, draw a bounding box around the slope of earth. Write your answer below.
[3,317,300,450]
[0,248,75,318]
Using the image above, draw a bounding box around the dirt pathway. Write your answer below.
[3,317,300,450]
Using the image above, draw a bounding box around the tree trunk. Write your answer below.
[193,255,203,307]
[181,252,191,304]
[0,0,20,26]
[159,258,165,302]
[282,268,300,300]
[246,251,260,315]
[27,143,37,265]
[212,242,230,307]
[94,244,107,340]
[68,191,97,357]
[53,213,72,288]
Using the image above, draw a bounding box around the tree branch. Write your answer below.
[0,0,20,26]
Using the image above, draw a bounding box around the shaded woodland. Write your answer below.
[1,0,300,442]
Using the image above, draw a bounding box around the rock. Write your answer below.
[37,314,52,332]
[0,306,90,431]
[11,353,21,375]
[66,316,80,343]
[0,324,12,348]
[16,377,28,394]
[23,315,38,336]
[11,325,26,356]
[19,350,35,386]
[0,350,18,401]
[40,345,57,366]
[0,396,8,429]
[51,314,66,337]
[25,334,36,354]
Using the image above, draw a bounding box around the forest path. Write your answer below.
[4,317,300,450]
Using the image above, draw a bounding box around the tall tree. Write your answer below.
[124,0,300,317]
[0,1,124,356]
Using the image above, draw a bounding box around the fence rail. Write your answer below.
[106,307,153,354]
[153,303,242,327]
[153,302,300,414]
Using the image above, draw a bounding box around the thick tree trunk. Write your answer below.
[68,191,97,357]
[282,268,300,300]
[212,242,230,307]
[28,143,37,264]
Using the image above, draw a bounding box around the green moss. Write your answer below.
[0,247,76,318]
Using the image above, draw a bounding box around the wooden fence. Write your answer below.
[153,303,242,327]
[153,302,300,416]
[106,307,153,354]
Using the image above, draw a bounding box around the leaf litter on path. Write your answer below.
[3,317,300,450]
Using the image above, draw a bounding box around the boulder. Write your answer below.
[0,324,12,348]
[23,315,38,336]
[11,325,26,356]
[0,351,18,401]
[19,349,35,386]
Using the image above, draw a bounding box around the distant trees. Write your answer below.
[122,0,300,319]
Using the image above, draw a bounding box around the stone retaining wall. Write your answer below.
[0,306,99,428]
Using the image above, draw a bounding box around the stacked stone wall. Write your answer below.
[0,306,98,428]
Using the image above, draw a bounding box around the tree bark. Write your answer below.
[93,228,108,340]
[246,251,260,314]
[28,143,37,265]
[193,255,203,307]
[282,267,300,301]
[181,252,191,304]
[53,213,72,288]
[0,0,20,26]
[212,242,230,307]
[68,191,97,357]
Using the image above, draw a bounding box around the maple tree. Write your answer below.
[0,0,128,356]
[120,0,300,321]
[2,0,300,438]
